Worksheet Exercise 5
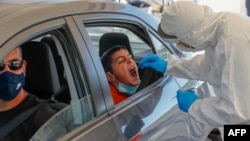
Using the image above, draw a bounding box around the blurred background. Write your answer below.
[1,0,249,18]
[114,0,249,19]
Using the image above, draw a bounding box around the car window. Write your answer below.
[84,23,173,97]
[30,95,94,141]
[24,33,75,104]
[23,29,95,140]
[148,31,172,59]
[85,26,153,62]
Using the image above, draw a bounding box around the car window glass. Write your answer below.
[148,31,172,59]
[25,30,95,140]
[30,95,94,141]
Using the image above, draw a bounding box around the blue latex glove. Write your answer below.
[176,89,198,112]
[139,54,168,73]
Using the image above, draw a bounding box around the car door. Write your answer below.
[30,11,215,141]
[0,15,107,140]
[55,12,214,141]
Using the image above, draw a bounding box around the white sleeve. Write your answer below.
[189,38,250,127]
[166,54,207,81]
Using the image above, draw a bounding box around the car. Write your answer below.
[0,1,221,141]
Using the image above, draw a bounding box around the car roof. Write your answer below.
[0,1,121,43]
[1,0,157,46]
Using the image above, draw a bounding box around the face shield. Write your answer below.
[158,25,195,52]
[176,42,196,52]
[159,1,216,53]
[158,25,179,43]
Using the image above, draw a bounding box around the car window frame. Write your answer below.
[1,15,101,113]
[0,16,94,137]
[73,13,170,108]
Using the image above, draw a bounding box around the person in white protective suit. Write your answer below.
[139,1,250,128]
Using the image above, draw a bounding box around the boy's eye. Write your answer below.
[117,58,126,64]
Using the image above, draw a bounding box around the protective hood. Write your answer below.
[164,1,250,127]
[159,1,217,52]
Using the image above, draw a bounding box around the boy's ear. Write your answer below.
[105,72,116,83]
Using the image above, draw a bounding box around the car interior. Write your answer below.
[21,38,70,104]
[40,36,70,104]
[98,32,163,92]
[20,30,163,105]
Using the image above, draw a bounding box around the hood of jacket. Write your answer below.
[159,1,220,52]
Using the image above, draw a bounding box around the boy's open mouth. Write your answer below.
[130,67,137,77]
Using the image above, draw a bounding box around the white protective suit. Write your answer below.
[160,1,250,127]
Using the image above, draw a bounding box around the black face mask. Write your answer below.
[0,71,25,100]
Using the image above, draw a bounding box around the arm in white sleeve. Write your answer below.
[188,39,250,127]
[166,54,208,81]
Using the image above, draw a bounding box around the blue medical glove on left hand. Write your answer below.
[139,54,168,73]
[176,89,198,112]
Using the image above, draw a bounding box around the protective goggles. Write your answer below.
[0,60,23,71]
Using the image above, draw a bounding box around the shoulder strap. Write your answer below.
[137,68,163,92]
[0,104,41,140]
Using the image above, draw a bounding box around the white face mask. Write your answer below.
[176,42,196,52]
[108,72,141,95]
[117,81,141,95]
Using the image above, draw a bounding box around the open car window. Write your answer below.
[85,26,154,62]
[21,28,95,140]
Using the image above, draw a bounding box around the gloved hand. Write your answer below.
[139,54,168,73]
[176,89,198,112]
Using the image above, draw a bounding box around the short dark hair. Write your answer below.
[101,45,127,72]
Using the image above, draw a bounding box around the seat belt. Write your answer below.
[137,68,163,92]
[137,68,154,91]
[0,104,41,140]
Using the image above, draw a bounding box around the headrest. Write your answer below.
[22,41,60,99]
[99,32,133,58]
[41,36,59,58]
[41,36,65,83]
